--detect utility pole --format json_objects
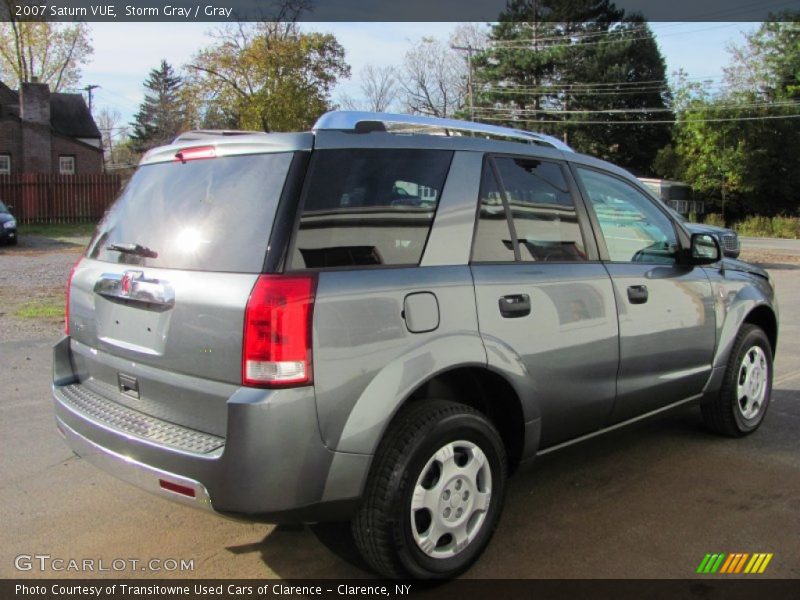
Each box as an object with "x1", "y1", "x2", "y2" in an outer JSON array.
[
  {"x1": 83, "y1": 84, "x2": 100, "y2": 113},
  {"x1": 451, "y1": 44, "x2": 475, "y2": 120}
]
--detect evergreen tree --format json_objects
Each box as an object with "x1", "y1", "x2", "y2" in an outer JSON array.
[
  {"x1": 129, "y1": 60, "x2": 187, "y2": 152},
  {"x1": 473, "y1": 0, "x2": 672, "y2": 174}
]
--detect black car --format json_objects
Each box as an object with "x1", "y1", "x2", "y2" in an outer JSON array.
[
  {"x1": 667, "y1": 208, "x2": 741, "y2": 259},
  {"x1": 0, "y1": 201, "x2": 17, "y2": 245}
]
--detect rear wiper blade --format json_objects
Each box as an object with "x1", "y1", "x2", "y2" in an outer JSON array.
[{"x1": 106, "y1": 242, "x2": 158, "y2": 259}]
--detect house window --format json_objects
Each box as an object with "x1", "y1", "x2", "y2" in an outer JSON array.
[
  {"x1": 59, "y1": 156, "x2": 75, "y2": 175},
  {"x1": 0, "y1": 154, "x2": 10, "y2": 175}
]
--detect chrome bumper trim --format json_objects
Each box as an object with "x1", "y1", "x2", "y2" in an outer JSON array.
[{"x1": 56, "y1": 416, "x2": 214, "y2": 513}]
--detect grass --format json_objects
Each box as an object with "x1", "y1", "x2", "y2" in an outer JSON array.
[
  {"x1": 18, "y1": 222, "x2": 97, "y2": 239},
  {"x1": 14, "y1": 299, "x2": 64, "y2": 319},
  {"x1": 734, "y1": 215, "x2": 800, "y2": 239}
]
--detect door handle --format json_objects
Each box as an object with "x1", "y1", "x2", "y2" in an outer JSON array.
[
  {"x1": 499, "y1": 294, "x2": 531, "y2": 318},
  {"x1": 627, "y1": 285, "x2": 649, "y2": 304}
]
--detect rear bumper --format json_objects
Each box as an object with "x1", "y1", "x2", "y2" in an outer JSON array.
[{"x1": 52, "y1": 336, "x2": 371, "y2": 523}]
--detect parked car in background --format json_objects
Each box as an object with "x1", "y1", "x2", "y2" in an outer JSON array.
[
  {"x1": 0, "y1": 200, "x2": 17, "y2": 245},
  {"x1": 638, "y1": 178, "x2": 740, "y2": 258},
  {"x1": 54, "y1": 112, "x2": 776, "y2": 579}
]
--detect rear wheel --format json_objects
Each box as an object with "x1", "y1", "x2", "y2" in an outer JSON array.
[
  {"x1": 352, "y1": 400, "x2": 507, "y2": 579},
  {"x1": 702, "y1": 324, "x2": 773, "y2": 436}
]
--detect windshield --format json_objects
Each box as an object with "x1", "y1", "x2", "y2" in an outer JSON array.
[
  {"x1": 86, "y1": 152, "x2": 294, "y2": 272},
  {"x1": 0, "y1": 201, "x2": 9, "y2": 213}
]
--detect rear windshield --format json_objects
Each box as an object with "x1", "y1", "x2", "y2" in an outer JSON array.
[
  {"x1": 87, "y1": 152, "x2": 293, "y2": 272},
  {"x1": 288, "y1": 149, "x2": 453, "y2": 270}
]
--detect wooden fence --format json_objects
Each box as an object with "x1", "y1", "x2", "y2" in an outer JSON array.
[{"x1": 0, "y1": 173, "x2": 122, "y2": 224}]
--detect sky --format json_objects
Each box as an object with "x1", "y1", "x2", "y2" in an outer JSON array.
[{"x1": 81, "y1": 21, "x2": 760, "y2": 132}]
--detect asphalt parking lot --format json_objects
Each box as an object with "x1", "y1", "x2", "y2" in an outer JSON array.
[{"x1": 1, "y1": 238, "x2": 799, "y2": 580}]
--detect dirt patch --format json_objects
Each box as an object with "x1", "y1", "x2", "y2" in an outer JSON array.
[
  {"x1": 0, "y1": 237, "x2": 81, "y2": 342},
  {"x1": 739, "y1": 249, "x2": 800, "y2": 270}
]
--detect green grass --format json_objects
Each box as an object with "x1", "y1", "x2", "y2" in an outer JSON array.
[
  {"x1": 18, "y1": 222, "x2": 97, "y2": 238},
  {"x1": 734, "y1": 215, "x2": 800, "y2": 239},
  {"x1": 14, "y1": 300, "x2": 64, "y2": 319}
]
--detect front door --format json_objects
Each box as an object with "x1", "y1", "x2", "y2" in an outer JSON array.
[{"x1": 574, "y1": 166, "x2": 716, "y2": 424}]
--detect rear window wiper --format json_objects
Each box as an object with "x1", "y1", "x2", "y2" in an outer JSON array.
[{"x1": 106, "y1": 242, "x2": 159, "y2": 259}]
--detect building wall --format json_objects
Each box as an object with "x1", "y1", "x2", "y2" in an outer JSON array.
[
  {"x1": 0, "y1": 118, "x2": 23, "y2": 173},
  {"x1": 51, "y1": 136, "x2": 103, "y2": 174}
]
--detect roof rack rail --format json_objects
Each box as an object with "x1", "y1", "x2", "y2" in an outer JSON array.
[
  {"x1": 312, "y1": 111, "x2": 573, "y2": 152},
  {"x1": 172, "y1": 129, "x2": 264, "y2": 143}
]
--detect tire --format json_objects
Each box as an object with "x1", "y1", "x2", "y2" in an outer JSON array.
[
  {"x1": 352, "y1": 399, "x2": 507, "y2": 579},
  {"x1": 702, "y1": 324, "x2": 773, "y2": 437}
]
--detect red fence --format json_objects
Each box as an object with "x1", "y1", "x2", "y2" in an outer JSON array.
[{"x1": 0, "y1": 173, "x2": 122, "y2": 224}]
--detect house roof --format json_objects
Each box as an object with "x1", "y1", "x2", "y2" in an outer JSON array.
[
  {"x1": 0, "y1": 81, "x2": 101, "y2": 139},
  {"x1": 49, "y1": 93, "x2": 101, "y2": 139}
]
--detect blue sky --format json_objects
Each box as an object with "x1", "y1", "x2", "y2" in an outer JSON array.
[{"x1": 82, "y1": 22, "x2": 760, "y2": 130}]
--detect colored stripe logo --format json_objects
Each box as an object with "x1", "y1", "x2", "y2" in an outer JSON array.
[{"x1": 696, "y1": 553, "x2": 773, "y2": 574}]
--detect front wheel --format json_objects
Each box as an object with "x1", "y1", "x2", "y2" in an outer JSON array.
[
  {"x1": 702, "y1": 324, "x2": 773, "y2": 436},
  {"x1": 352, "y1": 400, "x2": 507, "y2": 579}
]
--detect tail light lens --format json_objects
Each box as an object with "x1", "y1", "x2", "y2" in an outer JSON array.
[
  {"x1": 243, "y1": 274, "x2": 316, "y2": 387},
  {"x1": 65, "y1": 258, "x2": 81, "y2": 335}
]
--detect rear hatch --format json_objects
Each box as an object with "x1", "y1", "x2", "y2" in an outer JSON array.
[{"x1": 68, "y1": 139, "x2": 310, "y2": 436}]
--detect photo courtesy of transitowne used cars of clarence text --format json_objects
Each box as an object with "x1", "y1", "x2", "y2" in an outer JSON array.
[{"x1": 53, "y1": 111, "x2": 778, "y2": 579}]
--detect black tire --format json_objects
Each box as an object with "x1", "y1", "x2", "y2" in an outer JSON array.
[
  {"x1": 9, "y1": 237, "x2": 17, "y2": 246},
  {"x1": 352, "y1": 399, "x2": 507, "y2": 579},
  {"x1": 702, "y1": 324, "x2": 773, "y2": 437}
]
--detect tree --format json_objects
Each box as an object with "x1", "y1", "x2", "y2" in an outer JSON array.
[
  {"x1": 0, "y1": 3, "x2": 92, "y2": 92},
  {"x1": 397, "y1": 37, "x2": 467, "y2": 117},
  {"x1": 667, "y1": 18, "x2": 800, "y2": 219},
  {"x1": 187, "y1": 22, "x2": 350, "y2": 132},
  {"x1": 95, "y1": 107, "x2": 122, "y2": 168},
  {"x1": 129, "y1": 60, "x2": 189, "y2": 152},
  {"x1": 472, "y1": 0, "x2": 672, "y2": 174},
  {"x1": 338, "y1": 65, "x2": 398, "y2": 112}
]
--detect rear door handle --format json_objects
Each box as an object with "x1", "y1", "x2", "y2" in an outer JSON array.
[
  {"x1": 627, "y1": 285, "x2": 649, "y2": 304},
  {"x1": 499, "y1": 294, "x2": 531, "y2": 318}
]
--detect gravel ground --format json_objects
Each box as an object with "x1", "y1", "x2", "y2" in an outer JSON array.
[{"x1": 0, "y1": 236, "x2": 84, "y2": 342}]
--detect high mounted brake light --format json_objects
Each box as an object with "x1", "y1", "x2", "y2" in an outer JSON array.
[
  {"x1": 174, "y1": 146, "x2": 216, "y2": 163},
  {"x1": 243, "y1": 274, "x2": 317, "y2": 387}
]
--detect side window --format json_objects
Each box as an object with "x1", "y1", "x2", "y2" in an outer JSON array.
[
  {"x1": 290, "y1": 149, "x2": 452, "y2": 270},
  {"x1": 472, "y1": 156, "x2": 588, "y2": 263},
  {"x1": 577, "y1": 168, "x2": 679, "y2": 264},
  {"x1": 472, "y1": 163, "x2": 515, "y2": 262}
]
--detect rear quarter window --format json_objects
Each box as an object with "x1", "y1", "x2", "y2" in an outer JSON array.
[{"x1": 288, "y1": 149, "x2": 453, "y2": 270}]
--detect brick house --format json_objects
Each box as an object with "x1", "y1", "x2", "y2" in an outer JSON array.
[{"x1": 0, "y1": 79, "x2": 103, "y2": 175}]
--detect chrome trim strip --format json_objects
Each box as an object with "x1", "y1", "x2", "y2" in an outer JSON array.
[
  {"x1": 56, "y1": 415, "x2": 215, "y2": 512},
  {"x1": 94, "y1": 271, "x2": 175, "y2": 310},
  {"x1": 313, "y1": 110, "x2": 574, "y2": 152},
  {"x1": 535, "y1": 394, "x2": 703, "y2": 456}
]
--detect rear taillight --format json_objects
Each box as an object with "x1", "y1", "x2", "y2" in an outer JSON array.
[
  {"x1": 65, "y1": 258, "x2": 81, "y2": 335},
  {"x1": 243, "y1": 274, "x2": 316, "y2": 387}
]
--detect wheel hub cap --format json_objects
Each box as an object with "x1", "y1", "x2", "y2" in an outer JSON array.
[
  {"x1": 737, "y1": 345, "x2": 768, "y2": 420},
  {"x1": 410, "y1": 440, "x2": 492, "y2": 559}
]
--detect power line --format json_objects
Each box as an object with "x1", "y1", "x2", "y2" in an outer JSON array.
[
  {"x1": 472, "y1": 100, "x2": 800, "y2": 115},
  {"x1": 475, "y1": 113, "x2": 800, "y2": 125}
]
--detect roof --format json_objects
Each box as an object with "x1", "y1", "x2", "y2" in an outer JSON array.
[
  {"x1": 48, "y1": 93, "x2": 101, "y2": 139},
  {"x1": 0, "y1": 82, "x2": 100, "y2": 139}
]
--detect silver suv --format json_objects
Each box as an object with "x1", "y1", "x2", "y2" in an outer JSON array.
[{"x1": 53, "y1": 112, "x2": 778, "y2": 579}]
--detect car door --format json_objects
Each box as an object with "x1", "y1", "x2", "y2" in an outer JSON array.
[
  {"x1": 573, "y1": 165, "x2": 716, "y2": 424},
  {"x1": 471, "y1": 155, "x2": 619, "y2": 448}
]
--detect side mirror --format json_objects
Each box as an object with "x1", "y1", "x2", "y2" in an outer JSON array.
[{"x1": 688, "y1": 233, "x2": 721, "y2": 265}]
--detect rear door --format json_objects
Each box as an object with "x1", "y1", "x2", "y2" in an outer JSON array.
[
  {"x1": 68, "y1": 145, "x2": 307, "y2": 435},
  {"x1": 573, "y1": 166, "x2": 716, "y2": 424},
  {"x1": 471, "y1": 155, "x2": 619, "y2": 448}
]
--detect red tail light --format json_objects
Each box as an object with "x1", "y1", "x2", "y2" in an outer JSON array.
[
  {"x1": 65, "y1": 258, "x2": 81, "y2": 335},
  {"x1": 243, "y1": 274, "x2": 316, "y2": 387}
]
